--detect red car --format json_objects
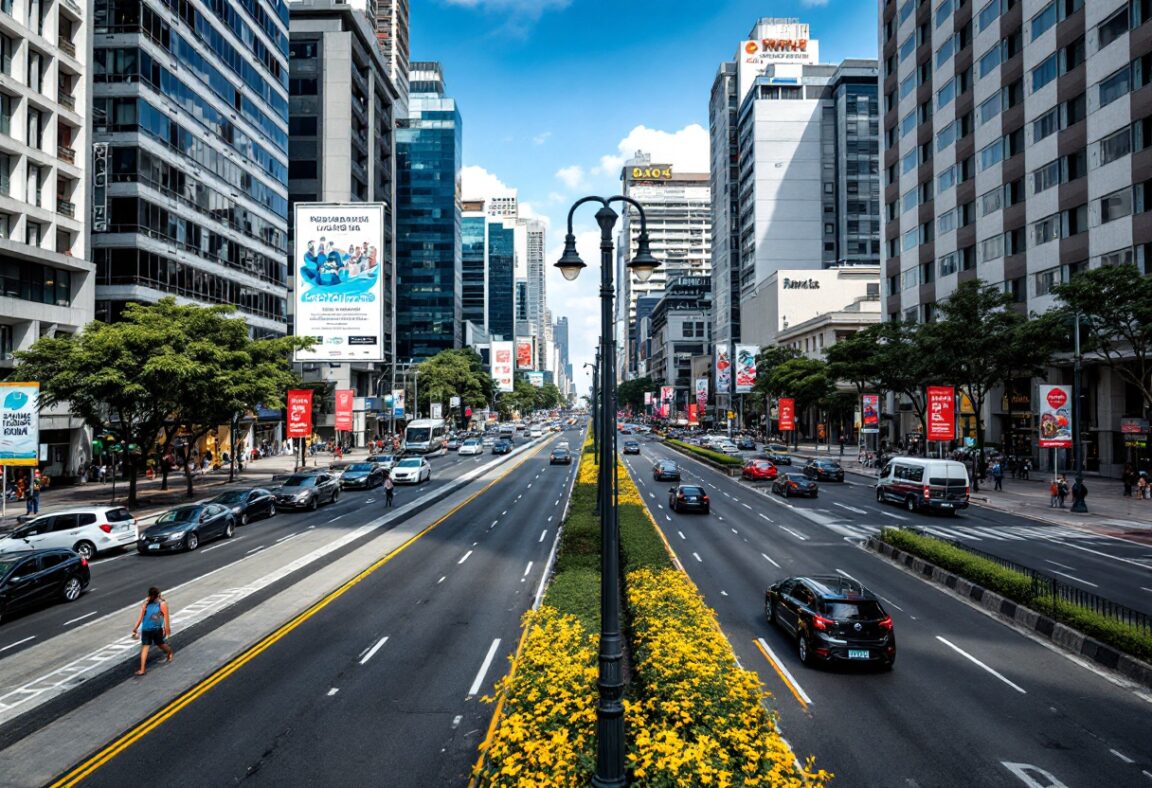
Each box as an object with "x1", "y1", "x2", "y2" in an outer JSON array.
[{"x1": 742, "y1": 459, "x2": 778, "y2": 481}]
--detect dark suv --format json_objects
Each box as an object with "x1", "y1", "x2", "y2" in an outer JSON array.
[
  {"x1": 274, "y1": 472, "x2": 341, "y2": 510},
  {"x1": 765, "y1": 575, "x2": 895, "y2": 669},
  {"x1": 0, "y1": 549, "x2": 91, "y2": 624}
]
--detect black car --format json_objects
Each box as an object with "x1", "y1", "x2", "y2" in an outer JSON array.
[
  {"x1": 771, "y1": 473, "x2": 819, "y2": 498},
  {"x1": 339, "y1": 462, "x2": 387, "y2": 490},
  {"x1": 736, "y1": 436, "x2": 757, "y2": 451},
  {"x1": 668, "y1": 484, "x2": 709, "y2": 514},
  {"x1": 765, "y1": 575, "x2": 896, "y2": 669},
  {"x1": 0, "y1": 549, "x2": 90, "y2": 624},
  {"x1": 492, "y1": 439, "x2": 513, "y2": 455},
  {"x1": 549, "y1": 448, "x2": 572, "y2": 465},
  {"x1": 652, "y1": 460, "x2": 681, "y2": 481},
  {"x1": 274, "y1": 473, "x2": 342, "y2": 511},
  {"x1": 622, "y1": 440, "x2": 641, "y2": 455},
  {"x1": 761, "y1": 451, "x2": 792, "y2": 466},
  {"x1": 209, "y1": 488, "x2": 277, "y2": 526},
  {"x1": 138, "y1": 504, "x2": 236, "y2": 553},
  {"x1": 803, "y1": 459, "x2": 845, "y2": 482}
]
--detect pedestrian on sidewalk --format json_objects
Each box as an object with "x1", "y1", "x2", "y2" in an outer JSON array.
[
  {"x1": 1072, "y1": 479, "x2": 1088, "y2": 509},
  {"x1": 1137, "y1": 473, "x2": 1149, "y2": 500},
  {"x1": 1021, "y1": 458, "x2": 1031, "y2": 480},
  {"x1": 131, "y1": 586, "x2": 174, "y2": 675},
  {"x1": 1122, "y1": 464, "x2": 1136, "y2": 497},
  {"x1": 26, "y1": 473, "x2": 41, "y2": 515},
  {"x1": 1057, "y1": 475, "x2": 1069, "y2": 508},
  {"x1": 991, "y1": 461, "x2": 1004, "y2": 491},
  {"x1": 1049, "y1": 478, "x2": 1060, "y2": 508},
  {"x1": 383, "y1": 475, "x2": 394, "y2": 507}
]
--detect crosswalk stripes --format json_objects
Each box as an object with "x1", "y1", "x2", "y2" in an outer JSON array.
[{"x1": 803, "y1": 520, "x2": 1112, "y2": 544}]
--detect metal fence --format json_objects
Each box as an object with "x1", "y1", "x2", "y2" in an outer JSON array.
[{"x1": 905, "y1": 528, "x2": 1152, "y2": 636}]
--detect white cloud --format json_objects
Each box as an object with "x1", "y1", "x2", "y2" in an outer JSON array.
[
  {"x1": 593, "y1": 124, "x2": 711, "y2": 175},
  {"x1": 533, "y1": 131, "x2": 553, "y2": 145},
  {"x1": 547, "y1": 191, "x2": 566, "y2": 205},
  {"x1": 461, "y1": 165, "x2": 516, "y2": 201},
  {"x1": 555, "y1": 165, "x2": 586, "y2": 190},
  {"x1": 518, "y1": 201, "x2": 552, "y2": 230},
  {"x1": 545, "y1": 229, "x2": 603, "y2": 398}
]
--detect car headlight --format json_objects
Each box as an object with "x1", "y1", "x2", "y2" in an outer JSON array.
[
  {"x1": 166, "y1": 532, "x2": 185, "y2": 541},
  {"x1": 295, "y1": 492, "x2": 310, "y2": 501}
]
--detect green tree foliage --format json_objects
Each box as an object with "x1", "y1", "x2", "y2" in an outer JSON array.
[
  {"x1": 825, "y1": 324, "x2": 886, "y2": 397},
  {"x1": 1051, "y1": 264, "x2": 1152, "y2": 418},
  {"x1": 417, "y1": 348, "x2": 496, "y2": 418},
  {"x1": 764, "y1": 357, "x2": 835, "y2": 417},
  {"x1": 617, "y1": 376, "x2": 656, "y2": 414},
  {"x1": 746, "y1": 346, "x2": 801, "y2": 417}
]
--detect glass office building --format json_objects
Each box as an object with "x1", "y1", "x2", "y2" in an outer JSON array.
[
  {"x1": 486, "y1": 219, "x2": 513, "y2": 340},
  {"x1": 395, "y1": 61, "x2": 461, "y2": 360},
  {"x1": 461, "y1": 210, "x2": 486, "y2": 327}
]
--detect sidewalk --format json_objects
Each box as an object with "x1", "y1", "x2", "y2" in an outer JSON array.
[
  {"x1": 0, "y1": 449, "x2": 366, "y2": 529},
  {"x1": 787, "y1": 442, "x2": 1152, "y2": 539}
]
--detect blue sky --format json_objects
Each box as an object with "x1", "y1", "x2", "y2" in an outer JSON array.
[{"x1": 411, "y1": 0, "x2": 880, "y2": 396}]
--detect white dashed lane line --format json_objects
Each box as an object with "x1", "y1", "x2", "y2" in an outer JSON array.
[
  {"x1": 246, "y1": 545, "x2": 266, "y2": 555},
  {"x1": 758, "y1": 513, "x2": 773, "y2": 523},
  {"x1": 539, "y1": 530, "x2": 547, "y2": 542},
  {"x1": 468, "y1": 638, "x2": 502, "y2": 697},
  {"x1": 761, "y1": 553, "x2": 780, "y2": 568},
  {"x1": 521, "y1": 561, "x2": 533, "y2": 581},
  {"x1": 692, "y1": 552, "x2": 702, "y2": 563},
  {"x1": 935, "y1": 636, "x2": 1026, "y2": 694},
  {"x1": 63, "y1": 612, "x2": 97, "y2": 627},
  {"x1": 458, "y1": 550, "x2": 473, "y2": 565},
  {"x1": 0, "y1": 636, "x2": 35, "y2": 652},
  {"x1": 778, "y1": 526, "x2": 808, "y2": 541},
  {"x1": 678, "y1": 531, "x2": 686, "y2": 540},
  {"x1": 359, "y1": 635, "x2": 389, "y2": 665}
]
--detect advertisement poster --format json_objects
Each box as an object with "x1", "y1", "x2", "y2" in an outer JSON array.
[
  {"x1": 715, "y1": 345, "x2": 732, "y2": 394},
  {"x1": 687, "y1": 404, "x2": 699, "y2": 426},
  {"x1": 695, "y1": 378, "x2": 709, "y2": 412},
  {"x1": 861, "y1": 394, "x2": 880, "y2": 434},
  {"x1": 778, "y1": 398, "x2": 796, "y2": 432},
  {"x1": 392, "y1": 389, "x2": 405, "y2": 420},
  {"x1": 516, "y1": 339, "x2": 534, "y2": 370},
  {"x1": 735, "y1": 344, "x2": 759, "y2": 393},
  {"x1": 492, "y1": 342, "x2": 515, "y2": 393},
  {"x1": 0, "y1": 382, "x2": 40, "y2": 466},
  {"x1": 430, "y1": 403, "x2": 443, "y2": 420},
  {"x1": 334, "y1": 389, "x2": 354, "y2": 431},
  {"x1": 660, "y1": 386, "x2": 674, "y2": 419},
  {"x1": 1038, "y1": 385, "x2": 1073, "y2": 448},
  {"x1": 293, "y1": 203, "x2": 386, "y2": 362},
  {"x1": 286, "y1": 389, "x2": 313, "y2": 439},
  {"x1": 527, "y1": 371, "x2": 544, "y2": 388},
  {"x1": 644, "y1": 392, "x2": 653, "y2": 406},
  {"x1": 926, "y1": 386, "x2": 955, "y2": 442}
]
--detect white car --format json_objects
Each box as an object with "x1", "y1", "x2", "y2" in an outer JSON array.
[
  {"x1": 390, "y1": 457, "x2": 431, "y2": 484},
  {"x1": 458, "y1": 439, "x2": 484, "y2": 456},
  {"x1": 0, "y1": 506, "x2": 137, "y2": 560},
  {"x1": 529, "y1": 428, "x2": 544, "y2": 438}
]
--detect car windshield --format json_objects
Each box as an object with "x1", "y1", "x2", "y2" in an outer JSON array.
[
  {"x1": 787, "y1": 474, "x2": 808, "y2": 482},
  {"x1": 346, "y1": 463, "x2": 373, "y2": 472},
  {"x1": 406, "y1": 428, "x2": 431, "y2": 442},
  {"x1": 158, "y1": 508, "x2": 200, "y2": 523},
  {"x1": 552, "y1": 449, "x2": 568, "y2": 456},
  {"x1": 371, "y1": 456, "x2": 395, "y2": 463},
  {"x1": 464, "y1": 440, "x2": 480, "y2": 446},
  {"x1": 213, "y1": 492, "x2": 247, "y2": 503},
  {"x1": 821, "y1": 600, "x2": 886, "y2": 620},
  {"x1": 659, "y1": 462, "x2": 676, "y2": 469},
  {"x1": 281, "y1": 476, "x2": 317, "y2": 488},
  {"x1": 398, "y1": 458, "x2": 422, "y2": 467},
  {"x1": 679, "y1": 486, "x2": 705, "y2": 496}
]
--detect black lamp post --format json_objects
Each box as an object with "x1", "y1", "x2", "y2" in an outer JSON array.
[
  {"x1": 585, "y1": 353, "x2": 600, "y2": 460},
  {"x1": 556, "y1": 196, "x2": 660, "y2": 787},
  {"x1": 1071, "y1": 311, "x2": 1088, "y2": 513}
]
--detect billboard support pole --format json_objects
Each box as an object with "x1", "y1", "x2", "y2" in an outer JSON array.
[
  {"x1": 1071, "y1": 311, "x2": 1088, "y2": 512},
  {"x1": 2, "y1": 466, "x2": 6, "y2": 519}
]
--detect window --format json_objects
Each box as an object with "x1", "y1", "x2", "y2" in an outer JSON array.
[
  {"x1": 26, "y1": 108, "x2": 41, "y2": 149},
  {"x1": 1098, "y1": 7, "x2": 1129, "y2": 50},
  {"x1": 1098, "y1": 126, "x2": 1131, "y2": 166},
  {"x1": 1033, "y1": 107, "x2": 1058, "y2": 141},
  {"x1": 901, "y1": 267, "x2": 919, "y2": 290},
  {"x1": 937, "y1": 165, "x2": 956, "y2": 193},
  {"x1": 1005, "y1": 226, "x2": 1027, "y2": 255},
  {"x1": 902, "y1": 150, "x2": 918, "y2": 174},
  {"x1": 935, "y1": 0, "x2": 953, "y2": 28},
  {"x1": 1064, "y1": 148, "x2": 1087, "y2": 181},
  {"x1": 901, "y1": 111, "x2": 917, "y2": 137},
  {"x1": 979, "y1": 139, "x2": 1003, "y2": 171},
  {"x1": 1031, "y1": 53, "x2": 1058, "y2": 92},
  {"x1": 939, "y1": 252, "x2": 958, "y2": 276},
  {"x1": 936, "y1": 34, "x2": 956, "y2": 68},
  {"x1": 1063, "y1": 203, "x2": 1088, "y2": 236},
  {"x1": 1063, "y1": 92, "x2": 1086, "y2": 125},
  {"x1": 978, "y1": 43, "x2": 1002, "y2": 78},
  {"x1": 980, "y1": 188, "x2": 1002, "y2": 216},
  {"x1": 903, "y1": 188, "x2": 919, "y2": 212},
  {"x1": 1033, "y1": 214, "x2": 1060, "y2": 245},
  {"x1": 979, "y1": 234, "x2": 1004, "y2": 262},
  {"x1": 937, "y1": 78, "x2": 956, "y2": 108},
  {"x1": 900, "y1": 0, "x2": 915, "y2": 24},
  {"x1": 1060, "y1": 36, "x2": 1085, "y2": 73},
  {"x1": 1099, "y1": 66, "x2": 1131, "y2": 108},
  {"x1": 937, "y1": 121, "x2": 956, "y2": 151},
  {"x1": 0, "y1": 152, "x2": 8, "y2": 196},
  {"x1": 1058, "y1": 0, "x2": 1083, "y2": 21},
  {"x1": 1099, "y1": 248, "x2": 1134, "y2": 268},
  {"x1": 899, "y1": 33, "x2": 916, "y2": 62},
  {"x1": 1034, "y1": 267, "x2": 1058, "y2": 296},
  {"x1": 1031, "y1": 2, "x2": 1056, "y2": 39},
  {"x1": 1033, "y1": 159, "x2": 1060, "y2": 193},
  {"x1": 903, "y1": 228, "x2": 918, "y2": 251},
  {"x1": 978, "y1": 0, "x2": 1001, "y2": 32},
  {"x1": 938, "y1": 208, "x2": 957, "y2": 234},
  {"x1": 978, "y1": 91, "x2": 1003, "y2": 126},
  {"x1": 1100, "y1": 189, "x2": 1133, "y2": 223},
  {"x1": 900, "y1": 73, "x2": 916, "y2": 100}
]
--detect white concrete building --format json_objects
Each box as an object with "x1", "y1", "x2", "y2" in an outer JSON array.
[{"x1": 741, "y1": 266, "x2": 882, "y2": 347}]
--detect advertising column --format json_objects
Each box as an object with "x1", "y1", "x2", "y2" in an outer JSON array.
[
  {"x1": 926, "y1": 386, "x2": 956, "y2": 454},
  {"x1": 1038, "y1": 384, "x2": 1073, "y2": 477},
  {"x1": 491, "y1": 342, "x2": 516, "y2": 394},
  {"x1": 715, "y1": 345, "x2": 732, "y2": 434},
  {"x1": 0, "y1": 382, "x2": 40, "y2": 517},
  {"x1": 778, "y1": 398, "x2": 796, "y2": 448},
  {"x1": 286, "y1": 389, "x2": 314, "y2": 469}
]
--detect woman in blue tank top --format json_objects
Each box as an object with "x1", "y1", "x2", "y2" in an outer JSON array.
[{"x1": 131, "y1": 586, "x2": 174, "y2": 675}]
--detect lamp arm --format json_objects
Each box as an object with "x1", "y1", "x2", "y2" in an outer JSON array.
[
  {"x1": 565, "y1": 196, "x2": 609, "y2": 235},
  {"x1": 607, "y1": 195, "x2": 649, "y2": 234}
]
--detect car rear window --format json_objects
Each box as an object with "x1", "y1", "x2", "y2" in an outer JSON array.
[
  {"x1": 679, "y1": 486, "x2": 705, "y2": 496},
  {"x1": 821, "y1": 600, "x2": 886, "y2": 620},
  {"x1": 929, "y1": 477, "x2": 967, "y2": 487},
  {"x1": 107, "y1": 508, "x2": 133, "y2": 522}
]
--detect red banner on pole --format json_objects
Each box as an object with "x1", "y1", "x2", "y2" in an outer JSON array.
[
  {"x1": 286, "y1": 389, "x2": 313, "y2": 439},
  {"x1": 687, "y1": 403, "x2": 698, "y2": 426},
  {"x1": 926, "y1": 386, "x2": 955, "y2": 441},
  {"x1": 334, "y1": 389, "x2": 354, "y2": 431},
  {"x1": 778, "y1": 398, "x2": 795, "y2": 431}
]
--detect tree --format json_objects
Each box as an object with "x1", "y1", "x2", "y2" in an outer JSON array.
[
  {"x1": 748, "y1": 346, "x2": 802, "y2": 418},
  {"x1": 870, "y1": 320, "x2": 935, "y2": 440},
  {"x1": 417, "y1": 349, "x2": 495, "y2": 417},
  {"x1": 764, "y1": 357, "x2": 835, "y2": 438},
  {"x1": 1051, "y1": 265, "x2": 1152, "y2": 419},
  {"x1": 825, "y1": 324, "x2": 886, "y2": 398},
  {"x1": 616, "y1": 376, "x2": 656, "y2": 414}
]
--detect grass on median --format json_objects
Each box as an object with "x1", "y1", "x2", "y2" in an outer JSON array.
[
  {"x1": 879, "y1": 528, "x2": 1152, "y2": 663},
  {"x1": 665, "y1": 438, "x2": 745, "y2": 467}
]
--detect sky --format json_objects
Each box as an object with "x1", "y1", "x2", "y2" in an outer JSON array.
[{"x1": 410, "y1": 0, "x2": 881, "y2": 399}]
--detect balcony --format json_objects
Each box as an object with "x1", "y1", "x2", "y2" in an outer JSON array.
[
  {"x1": 56, "y1": 198, "x2": 75, "y2": 218},
  {"x1": 58, "y1": 38, "x2": 76, "y2": 58},
  {"x1": 57, "y1": 145, "x2": 76, "y2": 164},
  {"x1": 60, "y1": 0, "x2": 83, "y2": 17}
]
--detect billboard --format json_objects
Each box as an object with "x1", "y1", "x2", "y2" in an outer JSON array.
[
  {"x1": 926, "y1": 386, "x2": 955, "y2": 442},
  {"x1": 861, "y1": 394, "x2": 880, "y2": 434},
  {"x1": 735, "y1": 345, "x2": 759, "y2": 393},
  {"x1": 392, "y1": 389, "x2": 405, "y2": 420},
  {"x1": 0, "y1": 383, "x2": 40, "y2": 466},
  {"x1": 695, "y1": 378, "x2": 708, "y2": 411},
  {"x1": 660, "y1": 386, "x2": 674, "y2": 419},
  {"x1": 644, "y1": 392, "x2": 653, "y2": 406},
  {"x1": 430, "y1": 403, "x2": 443, "y2": 420},
  {"x1": 492, "y1": 342, "x2": 515, "y2": 393},
  {"x1": 687, "y1": 403, "x2": 699, "y2": 426},
  {"x1": 286, "y1": 389, "x2": 313, "y2": 439},
  {"x1": 527, "y1": 371, "x2": 544, "y2": 388},
  {"x1": 738, "y1": 21, "x2": 819, "y2": 101},
  {"x1": 334, "y1": 389, "x2": 354, "y2": 431},
  {"x1": 1038, "y1": 385, "x2": 1073, "y2": 448},
  {"x1": 293, "y1": 203, "x2": 386, "y2": 362},
  {"x1": 715, "y1": 345, "x2": 732, "y2": 394},
  {"x1": 516, "y1": 338, "x2": 534, "y2": 370},
  {"x1": 778, "y1": 398, "x2": 796, "y2": 431}
]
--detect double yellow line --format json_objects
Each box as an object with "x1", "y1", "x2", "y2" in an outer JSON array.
[{"x1": 53, "y1": 445, "x2": 547, "y2": 787}]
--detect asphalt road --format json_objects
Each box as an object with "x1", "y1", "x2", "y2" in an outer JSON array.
[
  {"x1": 0, "y1": 443, "x2": 528, "y2": 658},
  {"x1": 625, "y1": 438, "x2": 1152, "y2": 787},
  {"x1": 62, "y1": 435, "x2": 576, "y2": 787}
]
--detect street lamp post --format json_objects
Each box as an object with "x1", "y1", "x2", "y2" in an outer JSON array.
[
  {"x1": 1071, "y1": 311, "x2": 1088, "y2": 513},
  {"x1": 556, "y1": 196, "x2": 660, "y2": 787},
  {"x1": 585, "y1": 354, "x2": 600, "y2": 460}
]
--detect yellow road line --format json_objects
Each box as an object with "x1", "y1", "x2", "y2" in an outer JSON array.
[
  {"x1": 52, "y1": 445, "x2": 548, "y2": 787},
  {"x1": 468, "y1": 613, "x2": 532, "y2": 788},
  {"x1": 753, "y1": 638, "x2": 810, "y2": 710}
]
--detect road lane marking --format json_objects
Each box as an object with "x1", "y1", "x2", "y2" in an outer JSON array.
[
  {"x1": 1001, "y1": 763, "x2": 1070, "y2": 787},
  {"x1": 437, "y1": 576, "x2": 446, "y2": 584},
  {"x1": 521, "y1": 561, "x2": 533, "y2": 581},
  {"x1": 245, "y1": 545, "x2": 266, "y2": 555},
  {"x1": 879, "y1": 596, "x2": 904, "y2": 612},
  {"x1": 547, "y1": 515, "x2": 553, "y2": 522},
  {"x1": 936, "y1": 636, "x2": 1026, "y2": 694},
  {"x1": 527, "y1": 483, "x2": 532, "y2": 489},
  {"x1": 452, "y1": 715, "x2": 462, "y2": 729},
  {"x1": 502, "y1": 510, "x2": 507, "y2": 516},
  {"x1": 199, "y1": 542, "x2": 232, "y2": 554},
  {"x1": 458, "y1": 550, "x2": 473, "y2": 565},
  {"x1": 1048, "y1": 569, "x2": 1098, "y2": 588},
  {"x1": 779, "y1": 526, "x2": 808, "y2": 541},
  {"x1": 665, "y1": 515, "x2": 672, "y2": 522},
  {"x1": 657, "y1": 504, "x2": 664, "y2": 510},
  {"x1": 692, "y1": 552, "x2": 702, "y2": 563},
  {"x1": 63, "y1": 612, "x2": 98, "y2": 627},
  {"x1": 742, "y1": 503, "x2": 753, "y2": 510},
  {"x1": 1110, "y1": 749, "x2": 1134, "y2": 764},
  {"x1": 677, "y1": 531, "x2": 686, "y2": 540},
  {"x1": 327, "y1": 688, "x2": 339, "y2": 696},
  {"x1": 835, "y1": 569, "x2": 858, "y2": 582},
  {"x1": 1044, "y1": 559, "x2": 1076, "y2": 571},
  {"x1": 648, "y1": 492, "x2": 655, "y2": 499},
  {"x1": 0, "y1": 636, "x2": 35, "y2": 652},
  {"x1": 720, "y1": 590, "x2": 728, "y2": 596},
  {"x1": 1142, "y1": 587, "x2": 1152, "y2": 593},
  {"x1": 880, "y1": 511, "x2": 909, "y2": 521},
  {"x1": 731, "y1": 528, "x2": 739, "y2": 535},
  {"x1": 328, "y1": 514, "x2": 344, "y2": 522},
  {"x1": 490, "y1": 520, "x2": 498, "y2": 529},
  {"x1": 539, "y1": 530, "x2": 547, "y2": 543},
  {"x1": 359, "y1": 635, "x2": 389, "y2": 665},
  {"x1": 468, "y1": 638, "x2": 502, "y2": 697},
  {"x1": 834, "y1": 502, "x2": 868, "y2": 515},
  {"x1": 754, "y1": 638, "x2": 811, "y2": 709},
  {"x1": 758, "y1": 513, "x2": 773, "y2": 523},
  {"x1": 275, "y1": 532, "x2": 300, "y2": 543},
  {"x1": 761, "y1": 553, "x2": 780, "y2": 568}
]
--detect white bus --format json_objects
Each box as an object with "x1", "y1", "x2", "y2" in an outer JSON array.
[{"x1": 402, "y1": 419, "x2": 448, "y2": 454}]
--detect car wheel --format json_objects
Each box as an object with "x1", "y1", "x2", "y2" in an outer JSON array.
[
  {"x1": 332, "y1": 488, "x2": 341, "y2": 503},
  {"x1": 62, "y1": 576, "x2": 83, "y2": 602},
  {"x1": 72, "y1": 541, "x2": 96, "y2": 561},
  {"x1": 240, "y1": 513, "x2": 249, "y2": 526},
  {"x1": 309, "y1": 496, "x2": 319, "y2": 512},
  {"x1": 797, "y1": 633, "x2": 812, "y2": 665},
  {"x1": 905, "y1": 496, "x2": 918, "y2": 513},
  {"x1": 876, "y1": 488, "x2": 884, "y2": 503},
  {"x1": 766, "y1": 597, "x2": 777, "y2": 623},
  {"x1": 268, "y1": 504, "x2": 277, "y2": 518},
  {"x1": 185, "y1": 532, "x2": 200, "y2": 551},
  {"x1": 224, "y1": 520, "x2": 235, "y2": 539},
  {"x1": 702, "y1": 506, "x2": 710, "y2": 515}
]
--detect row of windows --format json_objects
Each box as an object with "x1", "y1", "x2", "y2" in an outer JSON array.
[{"x1": 0, "y1": 256, "x2": 72, "y2": 307}]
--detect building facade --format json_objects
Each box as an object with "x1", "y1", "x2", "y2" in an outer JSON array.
[
  {"x1": 91, "y1": 0, "x2": 291, "y2": 338},
  {"x1": 395, "y1": 61, "x2": 461, "y2": 360},
  {"x1": 486, "y1": 217, "x2": 514, "y2": 340},
  {"x1": 1, "y1": 0, "x2": 93, "y2": 477},
  {"x1": 879, "y1": 0, "x2": 1152, "y2": 475},
  {"x1": 709, "y1": 60, "x2": 742, "y2": 369},
  {"x1": 647, "y1": 276, "x2": 712, "y2": 419},
  {"x1": 460, "y1": 200, "x2": 486, "y2": 328},
  {"x1": 372, "y1": 0, "x2": 408, "y2": 106}
]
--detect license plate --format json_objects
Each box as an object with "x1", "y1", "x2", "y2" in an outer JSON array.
[
  {"x1": 940, "y1": 503, "x2": 953, "y2": 508},
  {"x1": 148, "y1": 543, "x2": 160, "y2": 550},
  {"x1": 686, "y1": 497, "x2": 696, "y2": 502},
  {"x1": 848, "y1": 649, "x2": 869, "y2": 659}
]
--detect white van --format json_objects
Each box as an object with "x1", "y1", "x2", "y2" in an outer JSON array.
[
  {"x1": 875, "y1": 458, "x2": 970, "y2": 513},
  {"x1": 402, "y1": 419, "x2": 448, "y2": 454}
]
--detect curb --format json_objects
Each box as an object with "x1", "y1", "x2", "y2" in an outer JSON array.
[
  {"x1": 865, "y1": 536, "x2": 1152, "y2": 689},
  {"x1": 660, "y1": 440, "x2": 743, "y2": 477}
]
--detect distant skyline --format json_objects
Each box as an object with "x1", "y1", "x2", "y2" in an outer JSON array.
[{"x1": 411, "y1": 0, "x2": 880, "y2": 397}]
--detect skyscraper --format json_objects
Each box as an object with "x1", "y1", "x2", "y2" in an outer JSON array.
[
  {"x1": 395, "y1": 61, "x2": 462, "y2": 360},
  {"x1": 461, "y1": 200, "x2": 487, "y2": 329},
  {"x1": 373, "y1": 0, "x2": 409, "y2": 105},
  {"x1": 486, "y1": 218, "x2": 514, "y2": 340},
  {"x1": 91, "y1": 0, "x2": 291, "y2": 338},
  {"x1": 709, "y1": 60, "x2": 742, "y2": 363}
]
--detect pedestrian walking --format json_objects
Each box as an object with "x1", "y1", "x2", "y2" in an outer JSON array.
[
  {"x1": 1137, "y1": 475, "x2": 1149, "y2": 500},
  {"x1": 131, "y1": 586, "x2": 174, "y2": 675},
  {"x1": 1122, "y1": 464, "x2": 1136, "y2": 497},
  {"x1": 1072, "y1": 479, "x2": 1088, "y2": 508},
  {"x1": 992, "y1": 461, "x2": 1004, "y2": 491},
  {"x1": 383, "y1": 475, "x2": 394, "y2": 507},
  {"x1": 1049, "y1": 478, "x2": 1060, "y2": 508},
  {"x1": 26, "y1": 473, "x2": 41, "y2": 515},
  {"x1": 1021, "y1": 458, "x2": 1031, "y2": 480},
  {"x1": 1057, "y1": 475, "x2": 1069, "y2": 508}
]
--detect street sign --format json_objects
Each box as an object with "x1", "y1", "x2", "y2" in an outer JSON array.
[{"x1": 430, "y1": 403, "x2": 443, "y2": 420}]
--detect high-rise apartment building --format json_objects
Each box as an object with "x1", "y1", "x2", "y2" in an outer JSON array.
[
  {"x1": 372, "y1": 0, "x2": 408, "y2": 104},
  {"x1": 395, "y1": 61, "x2": 462, "y2": 360},
  {"x1": 1, "y1": 0, "x2": 92, "y2": 475},
  {"x1": 879, "y1": 0, "x2": 1152, "y2": 476},
  {"x1": 91, "y1": 0, "x2": 291, "y2": 338},
  {"x1": 522, "y1": 217, "x2": 547, "y2": 347},
  {"x1": 616, "y1": 153, "x2": 712, "y2": 380}
]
